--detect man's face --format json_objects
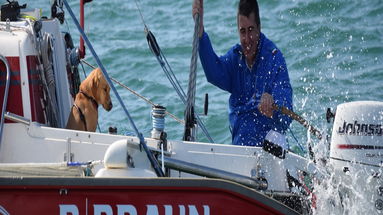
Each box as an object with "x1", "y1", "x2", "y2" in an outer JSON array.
[{"x1": 238, "y1": 12, "x2": 260, "y2": 65}]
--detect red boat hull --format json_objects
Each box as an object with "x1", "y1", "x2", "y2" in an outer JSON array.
[{"x1": 0, "y1": 177, "x2": 298, "y2": 215}]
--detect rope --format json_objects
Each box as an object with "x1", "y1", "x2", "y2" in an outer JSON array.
[
  {"x1": 29, "y1": 20, "x2": 57, "y2": 128},
  {"x1": 111, "y1": 77, "x2": 185, "y2": 125},
  {"x1": 188, "y1": 14, "x2": 200, "y2": 108},
  {"x1": 183, "y1": 14, "x2": 200, "y2": 141},
  {"x1": 81, "y1": 59, "x2": 185, "y2": 124},
  {"x1": 41, "y1": 33, "x2": 60, "y2": 127}
]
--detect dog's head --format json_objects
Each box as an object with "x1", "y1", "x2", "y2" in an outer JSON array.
[{"x1": 86, "y1": 68, "x2": 113, "y2": 111}]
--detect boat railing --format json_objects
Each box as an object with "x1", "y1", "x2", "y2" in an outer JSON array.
[
  {"x1": 159, "y1": 156, "x2": 268, "y2": 191},
  {"x1": 4, "y1": 112, "x2": 30, "y2": 126},
  {"x1": 0, "y1": 55, "x2": 11, "y2": 148}
]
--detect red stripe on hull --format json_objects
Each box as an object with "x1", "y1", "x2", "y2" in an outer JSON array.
[
  {"x1": 337, "y1": 144, "x2": 383, "y2": 150},
  {"x1": 0, "y1": 56, "x2": 46, "y2": 124},
  {"x1": 0, "y1": 57, "x2": 23, "y2": 122}
]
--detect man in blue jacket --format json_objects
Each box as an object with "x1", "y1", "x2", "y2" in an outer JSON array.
[{"x1": 193, "y1": 0, "x2": 293, "y2": 146}]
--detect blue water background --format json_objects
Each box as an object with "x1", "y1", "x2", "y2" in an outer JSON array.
[{"x1": 23, "y1": 0, "x2": 383, "y2": 149}]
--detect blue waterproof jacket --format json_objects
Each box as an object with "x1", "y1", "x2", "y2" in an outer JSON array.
[{"x1": 199, "y1": 31, "x2": 293, "y2": 146}]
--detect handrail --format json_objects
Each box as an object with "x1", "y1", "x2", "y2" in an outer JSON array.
[
  {"x1": 159, "y1": 156, "x2": 268, "y2": 191},
  {"x1": 4, "y1": 112, "x2": 30, "y2": 126},
  {"x1": 62, "y1": 0, "x2": 164, "y2": 177},
  {"x1": 0, "y1": 55, "x2": 11, "y2": 148}
]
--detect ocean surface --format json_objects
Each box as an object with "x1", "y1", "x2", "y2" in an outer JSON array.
[{"x1": 24, "y1": 0, "x2": 382, "y2": 146}]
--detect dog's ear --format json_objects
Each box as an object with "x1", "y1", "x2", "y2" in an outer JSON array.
[
  {"x1": 79, "y1": 76, "x2": 90, "y2": 93},
  {"x1": 90, "y1": 68, "x2": 102, "y2": 98}
]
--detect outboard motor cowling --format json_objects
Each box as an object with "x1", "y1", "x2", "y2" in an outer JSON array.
[
  {"x1": 330, "y1": 101, "x2": 383, "y2": 168},
  {"x1": 328, "y1": 101, "x2": 383, "y2": 214}
]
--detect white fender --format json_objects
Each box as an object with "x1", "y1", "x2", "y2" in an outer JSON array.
[{"x1": 95, "y1": 139, "x2": 157, "y2": 178}]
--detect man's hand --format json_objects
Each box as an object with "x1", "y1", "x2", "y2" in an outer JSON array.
[
  {"x1": 192, "y1": 0, "x2": 204, "y2": 38},
  {"x1": 258, "y1": 93, "x2": 274, "y2": 118}
]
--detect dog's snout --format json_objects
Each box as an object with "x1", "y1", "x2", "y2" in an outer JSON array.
[{"x1": 106, "y1": 101, "x2": 113, "y2": 111}]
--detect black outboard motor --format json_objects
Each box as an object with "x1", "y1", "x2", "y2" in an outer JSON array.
[{"x1": 1, "y1": 0, "x2": 26, "y2": 21}]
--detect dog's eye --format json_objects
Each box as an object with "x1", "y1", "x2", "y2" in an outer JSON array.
[{"x1": 104, "y1": 88, "x2": 107, "y2": 92}]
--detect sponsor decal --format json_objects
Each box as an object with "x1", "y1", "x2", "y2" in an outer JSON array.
[
  {"x1": 338, "y1": 121, "x2": 383, "y2": 136},
  {"x1": 59, "y1": 203, "x2": 210, "y2": 215},
  {"x1": 366, "y1": 153, "x2": 383, "y2": 158}
]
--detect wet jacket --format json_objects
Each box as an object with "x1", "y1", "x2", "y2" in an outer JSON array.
[{"x1": 199, "y1": 31, "x2": 293, "y2": 146}]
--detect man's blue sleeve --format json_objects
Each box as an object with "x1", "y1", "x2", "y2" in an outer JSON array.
[
  {"x1": 199, "y1": 31, "x2": 233, "y2": 93},
  {"x1": 271, "y1": 51, "x2": 293, "y2": 132}
]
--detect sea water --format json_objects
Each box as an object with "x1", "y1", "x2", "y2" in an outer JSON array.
[
  {"x1": 20, "y1": 0, "x2": 383, "y2": 214},
  {"x1": 24, "y1": 0, "x2": 383, "y2": 144}
]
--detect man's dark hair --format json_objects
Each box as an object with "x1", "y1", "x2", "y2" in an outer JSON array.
[{"x1": 238, "y1": 0, "x2": 261, "y2": 28}]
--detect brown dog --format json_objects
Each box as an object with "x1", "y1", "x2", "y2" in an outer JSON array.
[{"x1": 66, "y1": 68, "x2": 113, "y2": 131}]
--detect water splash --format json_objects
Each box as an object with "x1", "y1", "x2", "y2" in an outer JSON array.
[
  {"x1": 314, "y1": 163, "x2": 383, "y2": 214},
  {"x1": 309, "y1": 126, "x2": 383, "y2": 215}
]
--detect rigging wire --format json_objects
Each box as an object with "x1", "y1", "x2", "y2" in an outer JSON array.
[
  {"x1": 134, "y1": 0, "x2": 148, "y2": 31},
  {"x1": 133, "y1": 0, "x2": 214, "y2": 143}
]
